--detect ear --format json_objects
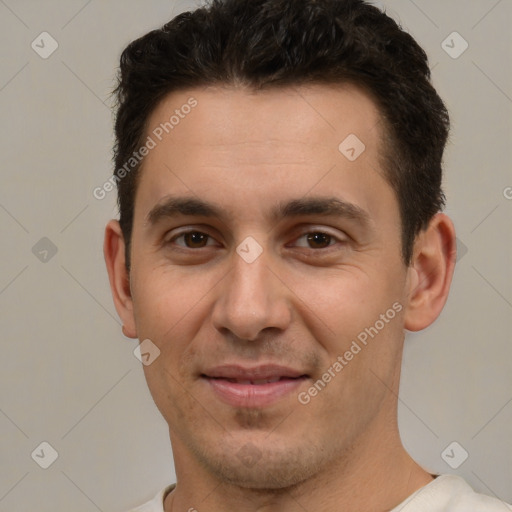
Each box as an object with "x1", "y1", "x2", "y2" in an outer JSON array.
[
  {"x1": 103, "y1": 219, "x2": 137, "y2": 338},
  {"x1": 403, "y1": 213, "x2": 457, "y2": 332}
]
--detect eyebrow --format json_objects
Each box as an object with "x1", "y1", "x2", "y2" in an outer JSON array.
[{"x1": 145, "y1": 195, "x2": 372, "y2": 228}]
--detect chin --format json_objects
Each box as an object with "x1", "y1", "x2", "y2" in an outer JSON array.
[{"x1": 192, "y1": 436, "x2": 323, "y2": 490}]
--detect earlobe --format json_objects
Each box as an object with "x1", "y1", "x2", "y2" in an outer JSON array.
[
  {"x1": 103, "y1": 220, "x2": 138, "y2": 339},
  {"x1": 403, "y1": 213, "x2": 457, "y2": 332}
]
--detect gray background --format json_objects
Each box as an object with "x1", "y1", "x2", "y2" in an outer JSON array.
[{"x1": 0, "y1": 0, "x2": 511, "y2": 510}]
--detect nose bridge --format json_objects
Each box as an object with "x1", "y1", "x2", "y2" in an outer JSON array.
[{"x1": 211, "y1": 238, "x2": 290, "y2": 340}]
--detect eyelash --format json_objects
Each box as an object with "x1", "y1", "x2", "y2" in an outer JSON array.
[{"x1": 166, "y1": 229, "x2": 346, "y2": 252}]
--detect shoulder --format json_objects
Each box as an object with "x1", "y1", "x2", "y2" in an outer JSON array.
[
  {"x1": 450, "y1": 480, "x2": 512, "y2": 511},
  {"x1": 124, "y1": 484, "x2": 176, "y2": 512},
  {"x1": 394, "y1": 475, "x2": 512, "y2": 511}
]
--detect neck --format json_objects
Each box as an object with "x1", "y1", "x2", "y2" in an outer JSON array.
[{"x1": 165, "y1": 416, "x2": 433, "y2": 512}]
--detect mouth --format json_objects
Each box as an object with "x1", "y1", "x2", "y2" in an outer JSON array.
[
  {"x1": 200, "y1": 365, "x2": 309, "y2": 407},
  {"x1": 209, "y1": 376, "x2": 300, "y2": 385}
]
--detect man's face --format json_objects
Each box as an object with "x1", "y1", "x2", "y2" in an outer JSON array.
[{"x1": 126, "y1": 84, "x2": 414, "y2": 488}]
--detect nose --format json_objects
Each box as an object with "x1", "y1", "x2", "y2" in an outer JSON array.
[{"x1": 211, "y1": 243, "x2": 292, "y2": 341}]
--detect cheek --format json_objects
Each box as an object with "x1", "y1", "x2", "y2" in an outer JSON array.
[
  {"x1": 131, "y1": 266, "x2": 220, "y2": 388},
  {"x1": 132, "y1": 268, "x2": 200, "y2": 360},
  {"x1": 300, "y1": 297, "x2": 405, "y2": 431},
  {"x1": 290, "y1": 264, "x2": 406, "y2": 372},
  {"x1": 131, "y1": 266, "x2": 202, "y2": 338},
  {"x1": 292, "y1": 267, "x2": 391, "y2": 331},
  {"x1": 134, "y1": 270, "x2": 206, "y2": 420}
]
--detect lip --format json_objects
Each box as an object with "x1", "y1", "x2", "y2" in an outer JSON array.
[
  {"x1": 201, "y1": 364, "x2": 309, "y2": 408},
  {"x1": 203, "y1": 364, "x2": 306, "y2": 380}
]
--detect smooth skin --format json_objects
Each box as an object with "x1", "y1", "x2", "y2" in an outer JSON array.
[{"x1": 104, "y1": 83, "x2": 456, "y2": 512}]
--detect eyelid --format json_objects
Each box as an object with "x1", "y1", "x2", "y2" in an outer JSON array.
[
  {"x1": 166, "y1": 227, "x2": 221, "y2": 247},
  {"x1": 288, "y1": 227, "x2": 348, "y2": 248}
]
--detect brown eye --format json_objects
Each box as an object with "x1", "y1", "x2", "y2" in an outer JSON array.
[
  {"x1": 171, "y1": 231, "x2": 213, "y2": 248},
  {"x1": 305, "y1": 232, "x2": 334, "y2": 249},
  {"x1": 184, "y1": 232, "x2": 209, "y2": 248}
]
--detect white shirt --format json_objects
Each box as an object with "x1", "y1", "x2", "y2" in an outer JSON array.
[{"x1": 126, "y1": 475, "x2": 512, "y2": 511}]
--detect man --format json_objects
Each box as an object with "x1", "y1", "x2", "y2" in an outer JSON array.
[{"x1": 104, "y1": 0, "x2": 511, "y2": 510}]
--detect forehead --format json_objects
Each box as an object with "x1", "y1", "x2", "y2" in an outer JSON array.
[
  {"x1": 146, "y1": 82, "x2": 382, "y2": 155},
  {"x1": 134, "y1": 83, "x2": 396, "y2": 228}
]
